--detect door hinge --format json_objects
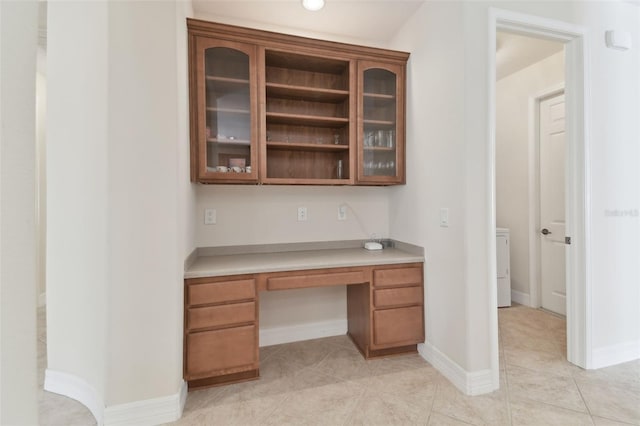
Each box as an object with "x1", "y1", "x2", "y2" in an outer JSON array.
[{"x1": 565, "y1": 236, "x2": 572, "y2": 245}]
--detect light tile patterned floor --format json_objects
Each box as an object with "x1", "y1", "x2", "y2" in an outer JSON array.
[{"x1": 39, "y1": 304, "x2": 640, "y2": 425}]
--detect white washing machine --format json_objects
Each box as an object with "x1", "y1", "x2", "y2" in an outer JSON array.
[{"x1": 496, "y1": 228, "x2": 511, "y2": 307}]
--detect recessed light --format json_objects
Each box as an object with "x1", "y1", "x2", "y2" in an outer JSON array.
[{"x1": 302, "y1": 0, "x2": 325, "y2": 11}]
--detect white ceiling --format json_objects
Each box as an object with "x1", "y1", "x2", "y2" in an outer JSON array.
[
  {"x1": 192, "y1": 0, "x2": 425, "y2": 44},
  {"x1": 496, "y1": 32, "x2": 564, "y2": 80}
]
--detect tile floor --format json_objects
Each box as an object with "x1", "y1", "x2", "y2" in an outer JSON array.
[{"x1": 38, "y1": 304, "x2": 640, "y2": 425}]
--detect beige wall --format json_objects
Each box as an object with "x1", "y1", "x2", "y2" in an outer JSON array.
[{"x1": 496, "y1": 50, "x2": 564, "y2": 300}]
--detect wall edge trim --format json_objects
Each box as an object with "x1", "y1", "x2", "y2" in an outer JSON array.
[
  {"x1": 103, "y1": 380, "x2": 187, "y2": 426},
  {"x1": 44, "y1": 369, "x2": 104, "y2": 425},
  {"x1": 418, "y1": 342, "x2": 497, "y2": 396},
  {"x1": 591, "y1": 340, "x2": 640, "y2": 370}
]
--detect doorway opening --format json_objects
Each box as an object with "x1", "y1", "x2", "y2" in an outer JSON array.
[{"x1": 488, "y1": 9, "x2": 592, "y2": 384}]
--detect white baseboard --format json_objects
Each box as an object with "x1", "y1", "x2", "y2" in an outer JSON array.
[
  {"x1": 511, "y1": 289, "x2": 532, "y2": 307},
  {"x1": 45, "y1": 370, "x2": 187, "y2": 426},
  {"x1": 38, "y1": 291, "x2": 46, "y2": 307},
  {"x1": 418, "y1": 342, "x2": 497, "y2": 396},
  {"x1": 104, "y1": 380, "x2": 187, "y2": 426},
  {"x1": 259, "y1": 319, "x2": 347, "y2": 347},
  {"x1": 44, "y1": 369, "x2": 103, "y2": 425},
  {"x1": 592, "y1": 340, "x2": 640, "y2": 369}
]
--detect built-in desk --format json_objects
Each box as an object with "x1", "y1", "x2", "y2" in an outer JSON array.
[{"x1": 183, "y1": 240, "x2": 425, "y2": 391}]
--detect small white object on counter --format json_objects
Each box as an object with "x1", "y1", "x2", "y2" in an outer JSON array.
[{"x1": 364, "y1": 242, "x2": 383, "y2": 251}]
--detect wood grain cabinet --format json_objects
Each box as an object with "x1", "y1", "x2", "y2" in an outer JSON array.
[
  {"x1": 184, "y1": 275, "x2": 259, "y2": 390},
  {"x1": 184, "y1": 262, "x2": 424, "y2": 390},
  {"x1": 347, "y1": 263, "x2": 425, "y2": 358},
  {"x1": 187, "y1": 19, "x2": 409, "y2": 186}
]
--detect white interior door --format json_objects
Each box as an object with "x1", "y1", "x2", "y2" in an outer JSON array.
[{"x1": 539, "y1": 93, "x2": 566, "y2": 316}]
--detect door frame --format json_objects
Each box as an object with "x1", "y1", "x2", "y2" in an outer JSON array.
[
  {"x1": 488, "y1": 8, "x2": 592, "y2": 374},
  {"x1": 529, "y1": 85, "x2": 565, "y2": 310}
]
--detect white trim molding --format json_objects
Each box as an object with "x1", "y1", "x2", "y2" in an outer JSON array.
[
  {"x1": 510, "y1": 289, "x2": 532, "y2": 307},
  {"x1": 419, "y1": 342, "x2": 494, "y2": 396},
  {"x1": 103, "y1": 381, "x2": 187, "y2": 426},
  {"x1": 489, "y1": 7, "x2": 592, "y2": 374},
  {"x1": 259, "y1": 319, "x2": 347, "y2": 347},
  {"x1": 592, "y1": 340, "x2": 640, "y2": 370},
  {"x1": 38, "y1": 291, "x2": 46, "y2": 307},
  {"x1": 44, "y1": 369, "x2": 104, "y2": 425}
]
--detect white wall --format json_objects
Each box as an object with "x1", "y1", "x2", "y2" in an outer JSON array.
[
  {"x1": 46, "y1": 0, "x2": 109, "y2": 415},
  {"x1": 105, "y1": 1, "x2": 186, "y2": 406},
  {"x1": 388, "y1": 1, "x2": 469, "y2": 373},
  {"x1": 47, "y1": 0, "x2": 194, "y2": 419},
  {"x1": 36, "y1": 47, "x2": 47, "y2": 307},
  {"x1": 0, "y1": 1, "x2": 39, "y2": 423},
  {"x1": 496, "y1": 50, "x2": 564, "y2": 299}
]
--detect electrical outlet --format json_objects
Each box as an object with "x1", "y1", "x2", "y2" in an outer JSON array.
[
  {"x1": 297, "y1": 207, "x2": 308, "y2": 222},
  {"x1": 204, "y1": 208, "x2": 216, "y2": 225},
  {"x1": 338, "y1": 205, "x2": 347, "y2": 221}
]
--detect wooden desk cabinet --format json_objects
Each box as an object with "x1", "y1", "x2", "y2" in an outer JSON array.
[
  {"x1": 183, "y1": 262, "x2": 424, "y2": 390},
  {"x1": 184, "y1": 275, "x2": 259, "y2": 390}
]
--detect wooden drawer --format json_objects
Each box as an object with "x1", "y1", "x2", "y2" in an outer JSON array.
[
  {"x1": 372, "y1": 306, "x2": 424, "y2": 347},
  {"x1": 188, "y1": 279, "x2": 255, "y2": 306},
  {"x1": 374, "y1": 286, "x2": 422, "y2": 308},
  {"x1": 373, "y1": 267, "x2": 422, "y2": 288},
  {"x1": 187, "y1": 301, "x2": 256, "y2": 331},
  {"x1": 186, "y1": 325, "x2": 257, "y2": 378},
  {"x1": 267, "y1": 270, "x2": 365, "y2": 291}
]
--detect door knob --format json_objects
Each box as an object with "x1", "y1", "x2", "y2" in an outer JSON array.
[{"x1": 541, "y1": 228, "x2": 551, "y2": 235}]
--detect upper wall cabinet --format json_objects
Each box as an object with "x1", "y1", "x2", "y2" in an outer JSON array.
[
  {"x1": 187, "y1": 19, "x2": 409, "y2": 186},
  {"x1": 191, "y1": 38, "x2": 259, "y2": 183}
]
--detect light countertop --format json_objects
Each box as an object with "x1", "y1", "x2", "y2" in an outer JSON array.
[{"x1": 184, "y1": 240, "x2": 424, "y2": 279}]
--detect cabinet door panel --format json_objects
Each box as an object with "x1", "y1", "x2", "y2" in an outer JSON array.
[
  {"x1": 374, "y1": 286, "x2": 422, "y2": 308},
  {"x1": 373, "y1": 267, "x2": 422, "y2": 288},
  {"x1": 191, "y1": 37, "x2": 259, "y2": 183},
  {"x1": 186, "y1": 325, "x2": 257, "y2": 378},
  {"x1": 188, "y1": 279, "x2": 255, "y2": 306},
  {"x1": 188, "y1": 301, "x2": 256, "y2": 331},
  {"x1": 357, "y1": 61, "x2": 405, "y2": 185},
  {"x1": 373, "y1": 306, "x2": 424, "y2": 347}
]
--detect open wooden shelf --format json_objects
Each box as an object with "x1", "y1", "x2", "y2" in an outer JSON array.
[
  {"x1": 266, "y1": 112, "x2": 349, "y2": 128},
  {"x1": 266, "y1": 83, "x2": 349, "y2": 102},
  {"x1": 267, "y1": 141, "x2": 349, "y2": 152}
]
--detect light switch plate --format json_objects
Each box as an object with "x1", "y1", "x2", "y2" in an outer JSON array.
[
  {"x1": 439, "y1": 208, "x2": 449, "y2": 227},
  {"x1": 338, "y1": 205, "x2": 347, "y2": 221}
]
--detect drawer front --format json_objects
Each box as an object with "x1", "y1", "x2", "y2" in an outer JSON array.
[
  {"x1": 267, "y1": 271, "x2": 365, "y2": 291},
  {"x1": 373, "y1": 267, "x2": 422, "y2": 288},
  {"x1": 373, "y1": 306, "x2": 424, "y2": 347},
  {"x1": 374, "y1": 286, "x2": 422, "y2": 308},
  {"x1": 186, "y1": 325, "x2": 257, "y2": 377},
  {"x1": 188, "y1": 279, "x2": 255, "y2": 306},
  {"x1": 187, "y1": 301, "x2": 256, "y2": 331}
]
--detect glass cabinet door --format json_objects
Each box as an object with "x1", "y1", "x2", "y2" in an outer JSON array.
[
  {"x1": 357, "y1": 62, "x2": 405, "y2": 184},
  {"x1": 194, "y1": 38, "x2": 258, "y2": 182}
]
